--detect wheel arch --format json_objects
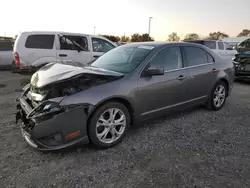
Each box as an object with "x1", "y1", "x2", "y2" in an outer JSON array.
[
  {"x1": 218, "y1": 78, "x2": 229, "y2": 96},
  {"x1": 86, "y1": 97, "x2": 135, "y2": 131}
]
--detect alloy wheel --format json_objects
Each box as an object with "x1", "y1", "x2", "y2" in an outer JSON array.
[
  {"x1": 213, "y1": 85, "x2": 226, "y2": 108},
  {"x1": 96, "y1": 108, "x2": 126, "y2": 144}
]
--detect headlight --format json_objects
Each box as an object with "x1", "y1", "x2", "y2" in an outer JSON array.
[
  {"x1": 28, "y1": 101, "x2": 62, "y2": 118},
  {"x1": 43, "y1": 102, "x2": 59, "y2": 111},
  {"x1": 22, "y1": 83, "x2": 30, "y2": 91},
  {"x1": 233, "y1": 61, "x2": 239, "y2": 65}
]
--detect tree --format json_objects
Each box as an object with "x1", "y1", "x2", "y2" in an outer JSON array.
[
  {"x1": 237, "y1": 29, "x2": 250, "y2": 37},
  {"x1": 140, "y1": 33, "x2": 154, "y2": 41},
  {"x1": 130, "y1": 33, "x2": 141, "y2": 42},
  {"x1": 120, "y1": 35, "x2": 130, "y2": 42},
  {"x1": 100, "y1": 35, "x2": 120, "y2": 42},
  {"x1": 167, "y1": 32, "x2": 180, "y2": 42},
  {"x1": 207, "y1": 32, "x2": 229, "y2": 40},
  {"x1": 130, "y1": 33, "x2": 154, "y2": 42},
  {"x1": 184, "y1": 33, "x2": 199, "y2": 40}
]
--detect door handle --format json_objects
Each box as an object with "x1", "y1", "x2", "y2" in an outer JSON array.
[
  {"x1": 59, "y1": 54, "x2": 67, "y2": 57},
  {"x1": 93, "y1": 55, "x2": 100, "y2": 58},
  {"x1": 212, "y1": 68, "x2": 218, "y2": 73},
  {"x1": 177, "y1": 75, "x2": 186, "y2": 81}
]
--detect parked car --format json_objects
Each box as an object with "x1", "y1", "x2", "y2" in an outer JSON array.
[
  {"x1": 184, "y1": 39, "x2": 238, "y2": 59},
  {"x1": 16, "y1": 42, "x2": 234, "y2": 150},
  {"x1": 233, "y1": 50, "x2": 250, "y2": 80},
  {"x1": 234, "y1": 37, "x2": 250, "y2": 53},
  {"x1": 12, "y1": 31, "x2": 117, "y2": 73},
  {"x1": 222, "y1": 37, "x2": 250, "y2": 50},
  {"x1": 0, "y1": 40, "x2": 14, "y2": 70}
]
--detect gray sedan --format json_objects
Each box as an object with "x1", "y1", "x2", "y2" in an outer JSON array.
[{"x1": 16, "y1": 42, "x2": 234, "y2": 150}]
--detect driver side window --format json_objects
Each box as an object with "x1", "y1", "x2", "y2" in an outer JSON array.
[
  {"x1": 92, "y1": 38, "x2": 115, "y2": 53},
  {"x1": 149, "y1": 47, "x2": 182, "y2": 71}
]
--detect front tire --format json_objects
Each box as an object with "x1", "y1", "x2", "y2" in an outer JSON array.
[
  {"x1": 206, "y1": 81, "x2": 228, "y2": 111},
  {"x1": 88, "y1": 102, "x2": 130, "y2": 148}
]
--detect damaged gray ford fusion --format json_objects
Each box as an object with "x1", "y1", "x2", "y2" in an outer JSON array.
[{"x1": 16, "y1": 42, "x2": 234, "y2": 150}]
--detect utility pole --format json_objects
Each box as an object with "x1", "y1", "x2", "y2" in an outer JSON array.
[
  {"x1": 148, "y1": 17, "x2": 153, "y2": 41},
  {"x1": 94, "y1": 26, "x2": 96, "y2": 35}
]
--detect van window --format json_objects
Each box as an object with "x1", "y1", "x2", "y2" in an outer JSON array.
[
  {"x1": 203, "y1": 41, "x2": 216, "y2": 49},
  {"x1": 60, "y1": 35, "x2": 88, "y2": 51},
  {"x1": 224, "y1": 42, "x2": 230, "y2": 50},
  {"x1": 0, "y1": 41, "x2": 13, "y2": 51},
  {"x1": 25, "y1": 35, "x2": 55, "y2": 49},
  {"x1": 92, "y1": 38, "x2": 115, "y2": 52},
  {"x1": 218, "y1": 42, "x2": 224, "y2": 50},
  {"x1": 185, "y1": 40, "x2": 216, "y2": 50}
]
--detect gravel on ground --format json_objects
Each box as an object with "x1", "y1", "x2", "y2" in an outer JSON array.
[{"x1": 0, "y1": 71, "x2": 250, "y2": 188}]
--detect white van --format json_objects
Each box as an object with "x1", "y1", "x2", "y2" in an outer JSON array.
[
  {"x1": 13, "y1": 31, "x2": 117, "y2": 73},
  {"x1": 184, "y1": 39, "x2": 238, "y2": 59}
]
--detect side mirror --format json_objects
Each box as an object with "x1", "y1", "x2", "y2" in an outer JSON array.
[
  {"x1": 226, "y1": 47, "x2": 233, "y2": 50},
  {"x1": 145, "y1": 67, "x2": 164, "y2": 76}
]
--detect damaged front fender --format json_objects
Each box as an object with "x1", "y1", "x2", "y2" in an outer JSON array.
[{"x1": 16, "y1": 95, "x2": 93, "y2": 150}]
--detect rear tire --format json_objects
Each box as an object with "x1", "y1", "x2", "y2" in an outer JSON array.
[
  {"x1": 11, "y1": 61, "x2": 17, "y2": 73},
  {"x1": 205, "y1": 81, "x2": 228, "y2": 111},
  {"x1": 88, "y1": 102, "x2": 130, "y2": 148}
]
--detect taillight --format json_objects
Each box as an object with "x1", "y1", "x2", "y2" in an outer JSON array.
[{"x1": 14, "y1": 52, "x2": 20, "y2": 65}]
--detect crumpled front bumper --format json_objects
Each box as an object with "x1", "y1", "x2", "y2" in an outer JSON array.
[
  {"x1": 16, "y1": 89, "x2": 90, "y2": 151},
  {"x1": 234, "y1": 62, "x2": 250, "y2": 80},
  {"x1": 235, "y1": 71, "x2": 250, "y2": 79}
]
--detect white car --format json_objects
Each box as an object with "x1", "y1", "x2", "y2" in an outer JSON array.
[
  {"x1": 184, "y1": 39, "x2": 238, "y2": 59},
  {"x1": 0, "y1": 40, "x2": 14, "y2": 69},
  {"x1": 13, "y1": 31, "x2": 117, "y2": 73}
]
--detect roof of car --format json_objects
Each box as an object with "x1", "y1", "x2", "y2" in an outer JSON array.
[
  {"x1": 20, "y1": 31, "x2": 108, "y2": 38},
  {"x1": 123, "y1": 41, "x2": 208, "y2": 48},
  {"x1": 184, "y1": 39, "x2": 220, "y2": 42}
]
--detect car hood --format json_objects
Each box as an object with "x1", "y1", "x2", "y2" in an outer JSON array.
[{"x1": 30, "y1": 62, "x2": 124, "y2": 88}]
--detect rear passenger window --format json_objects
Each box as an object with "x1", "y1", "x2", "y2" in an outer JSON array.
[
  {"x1": 25, "y1": 35, "x2": 55, "y2": 49},
  {"x1": 184, "y1": 47, "x2": 208, "y2": 67},
  {"x1": 218, "y1": 42, "x2": 224, "y2": 50},
  {"x1": 207, "y1": 53, "x2": 214, "y2": 63}
]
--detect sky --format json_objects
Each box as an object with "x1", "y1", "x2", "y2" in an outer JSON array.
[{"x1": 1, "y1": 0, "x2": 250, "y2": 41}]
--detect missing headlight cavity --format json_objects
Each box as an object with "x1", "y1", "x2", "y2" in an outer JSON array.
[{"x1": 33, "y1": 74, "x2": 121, "y2": 100}]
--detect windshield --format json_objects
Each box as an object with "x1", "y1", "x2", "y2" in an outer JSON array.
[{"x1": 90, "y1": 45, "x2": 154, "y2": 73}]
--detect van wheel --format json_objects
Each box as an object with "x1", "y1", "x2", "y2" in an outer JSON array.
[
  {"x1": 11, "y1": 61, "x2": 17, "y2": 73},
  {"x1": 88, "y1": 102, "x2": 130, "y2": 148},
  {"x1": 206, "y1": 81, "x2": 228, "y2": 111}
]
